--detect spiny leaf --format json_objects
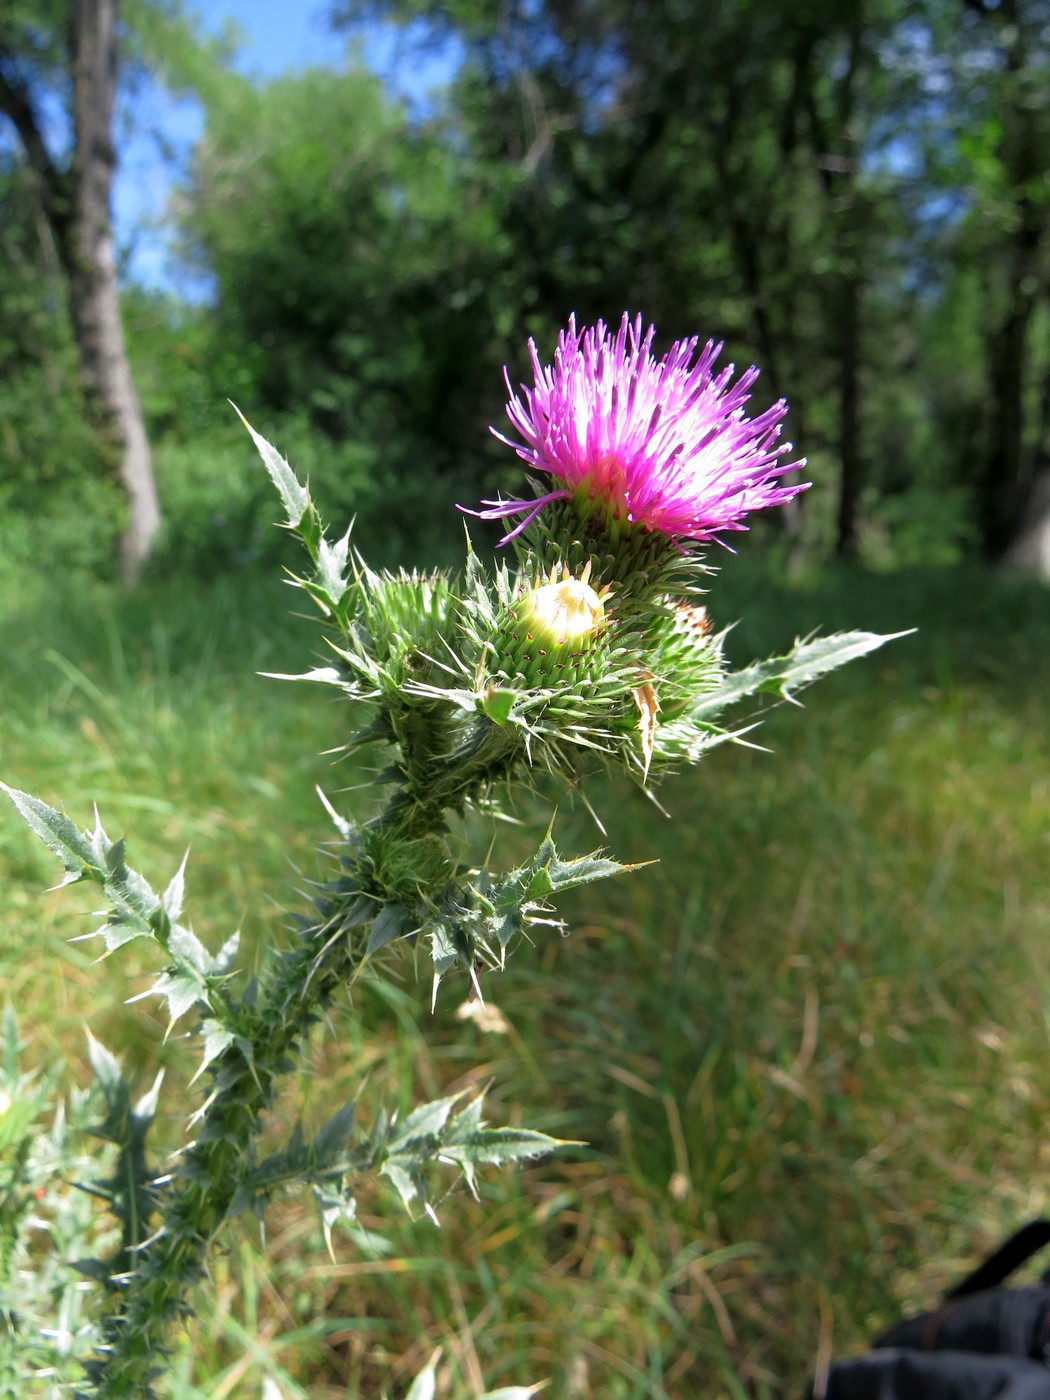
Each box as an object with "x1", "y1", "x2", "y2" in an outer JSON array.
[
  {"x1": 497, "y1": 829, "x2": 640, "y2": 907},
  {"x1": 1, "y1": 786, "x2": 100, "y2": 883},
  {"x1": 367, "y1": 904, "x2": 414, "y2": 955},
  {"x1": 690, "y1": 630, "x2": 911, "y2": 718},
  {"x1": 85, "y1": 1032, "x2": 123, "y2": 1098},
  {"x1": 445, "y1": 1095, "x2": 483, "y2": 1141},
  {"x1": 192, "y1": 1020, "x2": 236, "y2": 1083},
  {"x1": 147, "y1": 969, "x2": 207, "y2": 1024},
  {"x1": 380, "y1": 1160, "x2": 420, "y2": 1210},
  {"x1": 166, "y1": 922, "x2": 212, "y2": 976},
  {"x1": 313, "y1": 1102, "x2": 357, "y2": 1164},
  {"x1": 313, "y1": 528, "x2": 353, "y2": 609},
  {"x1": 233, "y1": 405, "x2": 309, "y2": 527},
  {"x1": 161, "y1": 852, "x2": 189, "y2": 925},
  {"x1": 134, "y1": 1071, "x2": 165, "y2": 1125},
  {"x1": 6, "y1": 786, "x2": 223, "y2": 1025},
  {"x1": 426, "y1": 916, "x2": 463, "y2": 975},
  {"x1": 389, "y1": 1092, "x2": 463, "y2": 1151},
  {"x1": 439, "y1": 1125, "x2": 566, "y2": 1167},
  {"x1": 213, "y1": 930, "x2": 241, "y2": 977}
]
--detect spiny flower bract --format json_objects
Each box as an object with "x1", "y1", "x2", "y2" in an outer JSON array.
[{"x1": 469, "y1": 312, "x2": 809, "y2": 545}]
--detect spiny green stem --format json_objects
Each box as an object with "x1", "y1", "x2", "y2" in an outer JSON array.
[
  {"x1": 88, "y1": 725, "x2": 525, "y2": 1397},
  {"x1": 90, "y1": 899, "x2": 362, "y2": 1398},
  {"x1": 374, "y1": 714, "x2": 525, "y2": 842}
]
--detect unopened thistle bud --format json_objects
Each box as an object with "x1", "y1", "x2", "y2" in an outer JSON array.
[
  {"x1": 647, "y1": 599, "x2": 723, "y2": 722},
  {"x1": 479, "y1": 565, "x2": 611, "y2": 721},
  {"x1": 516, "y1": 570, "x2": 606, "y2": 650}
]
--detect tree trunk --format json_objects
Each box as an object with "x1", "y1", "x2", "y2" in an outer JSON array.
[
  {"x1": 72, "y1": 0, "x2": 160, "y2": 583},
  {"x1": 834, "y1": 270, "x2": 863, "y2": 558},
  {"x1": 1003, "y1": 351, "x2": 1050, "y2": 579},
  {"x1": 803, "y1": 8, "x2": 868, "y2": 558},
  {"x1": 1002, "y1": 468, "x2": 1050, "y2": 578},
  {"x1": 983, "y1": 281, "x2": 1039, "y2": 555}
]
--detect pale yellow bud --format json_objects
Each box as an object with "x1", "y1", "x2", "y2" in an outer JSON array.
[{"x1": 518, "y1": 577, "x2": 605, "y2": 649}]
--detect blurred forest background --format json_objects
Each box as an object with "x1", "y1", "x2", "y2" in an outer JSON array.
[
  {"x1": 2, "y1": 0, "x2": 1050, "y2": 582},
  {"x1": 2, "y1": 3, "x2": 1050, "y2": 1399}
]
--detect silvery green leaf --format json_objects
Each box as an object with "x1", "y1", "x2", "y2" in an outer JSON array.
[
  {"x1": 85, "y1": 1032, "x2": 123, "y2": 1097},
  {"x1": 380, "y1": 1160, "x2": 419, "y2": 1209},
  {"x1": 97, "y1": 917, "x2": 151, "y2": 953},
  {"x1": 389, "y1": 1093, "x2": 462, "y2": 1151},
  {"x1": 161, "y1": 853, "x2": 188, "y2": 925},
  {"x1": 148, "y1": 969, "x2": 207, "y2": 1024},
  {"x1": 117, "y1": 863, "x2": 161, "y2": 918},
  {"x1": 445, "y1": 1096, "x2": 483, "y2": 1142},
  {"x1": 440, "y1": 1126, "x2": 563, "y2": 1167},
  {"x1": 167, "y1": 922, "x2": 212, "y2": 975},
  {"x1": 314, "y1": 528, "x2": 353, "y2": 608},
  {"x1": 233, "y1": 406, "x2": 309, "y2": 527},
  {"x1": 313, "y1": 1185, "x2": 356, "y2": 1259},
  {"x1": 426, "y1": 917, "x2": 461, "y2": 975},
  {"x1": 1, "y1": 786, "x2": 98, "y2": 882},
  {"x1": 213, "y1": 930, "x2": 240, "y2": 976},
  {"x1": 133, "y1": 1070, "x2": 165, "y2": 1123},
  {"x1": 690, "y1": 630, "x2": 911, "y2": 718}
]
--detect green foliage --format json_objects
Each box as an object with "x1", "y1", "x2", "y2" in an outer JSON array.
[
  {"x1": 123, "y1": 294, "x2": 468, "y2": 574},
  {"x1": 3, "y1": 0, "x2": 1050, "y2": 573},
  {"x1": 180, "y1": 61, "x2": 513, "y2": 487},
  {"x1": 0, "y1": 170, "x2": 120, "y2": 579}
]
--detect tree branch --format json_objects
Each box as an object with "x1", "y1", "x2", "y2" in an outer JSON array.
[{"x1": 0, "y1": 52, "x2": 72, "y2": 247}]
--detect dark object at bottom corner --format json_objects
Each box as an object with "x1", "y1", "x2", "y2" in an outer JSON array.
[
  {"x1": 812, "y1": 1220, "x2": 1050, "y2": 1399},
  {"x1": 821, "y1": 1348, "x2": 1050, "y2": 1400}
]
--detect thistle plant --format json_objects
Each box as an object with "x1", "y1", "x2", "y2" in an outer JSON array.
[{"x1": 3, "y1": 313, "x2": 901, "y2": 1397}]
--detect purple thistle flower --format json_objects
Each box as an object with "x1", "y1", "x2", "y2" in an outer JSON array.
[{"x1": 466, "y1": 313, "x2": 808, "y2": 545}]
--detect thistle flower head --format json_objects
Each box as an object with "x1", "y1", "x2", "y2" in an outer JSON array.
[{"x1": 469, "y1": 313, "x2": 808, "y2": 545}]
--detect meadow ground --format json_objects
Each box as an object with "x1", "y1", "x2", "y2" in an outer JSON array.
[{"x1": 1, "y1": 554, "x2": 1049, "y2": 1399}]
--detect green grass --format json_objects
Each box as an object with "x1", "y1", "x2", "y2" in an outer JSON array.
[{"x1": 2, "y1": 556, "x2": 1049, "y2": 1399}]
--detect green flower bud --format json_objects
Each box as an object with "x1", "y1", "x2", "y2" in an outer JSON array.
[
  {"x1": 642, "y1": 600, "x2": 722, "y2": 713},
  {"x1": 477, "y1": 565, "x2": 614, "y2": 725}
]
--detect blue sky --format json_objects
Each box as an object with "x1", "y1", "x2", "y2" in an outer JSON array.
[{"x1": 116, "y1": 1, "x2": 457, "y2": 290}]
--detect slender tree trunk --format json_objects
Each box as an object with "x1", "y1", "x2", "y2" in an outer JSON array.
[
  {"x1": 983, "y1": 278, "x2": 1039, "y2": 554},
  {"x1": 1003, "y1": 467, "x2": 1050, "y2": 577},
  {"x1": 960, "y1": 0, "x2": 1048, "y2": 560},
  {"x1": 803, "y1": 9, "x2": 868, "y2": 558},
  {"x1": 71, "y1": 0, "x2": 160, "y2": 583},
  {"x1": 835, "y1": 271, "x2": 863, "y2": 557},
  {"x1": 1002, "y1": 347, "x2": 1050, "y2": 578}
]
